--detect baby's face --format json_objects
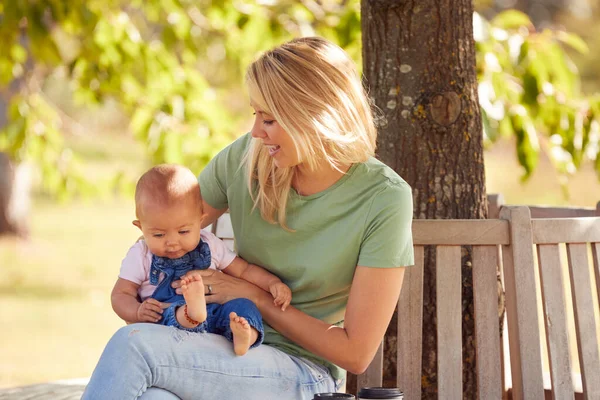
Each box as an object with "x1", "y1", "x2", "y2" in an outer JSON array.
[{"x1": 137, "y1": 201, "x2": 203, "y2": 259}]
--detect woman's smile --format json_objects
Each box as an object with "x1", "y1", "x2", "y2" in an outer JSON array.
[{"x1": 267, "y1": 145, "x2": 281, "y2": 156}]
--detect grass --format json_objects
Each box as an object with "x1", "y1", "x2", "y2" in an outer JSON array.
[
  {"x1": 0, "y1": 133, "x2": 599, "y2": 388},
  {"x1": 0, "y1": 199, "x2": 140, "y2": 387},
  {"x1": 0, "y1": 131, "x2": 146, "y2": 388}
]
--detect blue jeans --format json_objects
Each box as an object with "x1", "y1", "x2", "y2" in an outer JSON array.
[
  {"x1": 160, "y1": 298, "x2": 264, "y2": 349},
  {"x1": 82, "y1": 323, "x2": 341, "y2": 400}
]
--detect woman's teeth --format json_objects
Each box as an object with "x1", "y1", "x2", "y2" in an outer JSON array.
[{"x1": 268, "y1": 145, "x2": 281, "y2": 156}]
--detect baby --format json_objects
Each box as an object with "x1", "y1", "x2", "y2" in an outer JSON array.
[{"x1": 111, "y1": 164, "x2": 292, "y2": 355}]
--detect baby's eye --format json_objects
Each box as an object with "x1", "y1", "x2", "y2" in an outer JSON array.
[
  {"x1": 153, "y1": 233, "x2": 164, "y2": 238},
  {"x1": 179, "y1": 230, "x2": 190, "y2": 235}
]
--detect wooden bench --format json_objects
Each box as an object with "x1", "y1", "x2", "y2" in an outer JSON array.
[{"x1": 351, "y1": 206, "x2": 600, "y2": 399}]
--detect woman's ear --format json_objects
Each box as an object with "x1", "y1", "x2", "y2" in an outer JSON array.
[{"x1": 132, "y1": 220, "x2": 142, "y2": 230}]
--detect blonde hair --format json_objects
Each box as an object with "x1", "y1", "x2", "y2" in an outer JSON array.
[
  {"x1": 245, "y1": 37, "x2": 377, "y2": 229},
  {"x1": 135, "y1": 164, "x2": 201, "y2": 219}
]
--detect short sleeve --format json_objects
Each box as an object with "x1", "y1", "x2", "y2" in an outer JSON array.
[
  {"x1": 119, "y1": 241, "x2": 151, "y2": 284},
  {"x1": 198, "y1": 133, "x2": 251, "y2": 210},
  {"x1": 357, "y1": 182, "x2": 414, "y2": 268},
  {"x1": 201, "y1": 230, "x2": 237, "y2": 270}
]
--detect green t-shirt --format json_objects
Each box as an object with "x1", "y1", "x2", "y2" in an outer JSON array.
[{"x1": 199, "y1": 133, "x2": 414, "y2": 380}]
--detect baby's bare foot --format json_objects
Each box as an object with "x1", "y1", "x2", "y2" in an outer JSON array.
[
  {"x1": 181, "y1": 274, "x2": 207, "y2": 324},
  {"x1": 229, "y1": 312, "x2": 259, "y2": 356}
]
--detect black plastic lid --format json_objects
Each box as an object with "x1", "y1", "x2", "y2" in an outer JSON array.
[
  {"x1": 313, "y1": 393, "x2": 356, "y2": 399},
  {"x1": 357, "y1": 387, "x2": 404, "y2": 398}
]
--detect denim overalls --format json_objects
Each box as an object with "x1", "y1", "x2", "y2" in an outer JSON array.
[{"x1": 150, "y1": 240, "x2": 264, "y2": 348}]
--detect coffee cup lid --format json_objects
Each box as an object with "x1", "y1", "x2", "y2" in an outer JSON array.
[
  {"x1": 313, "y1": 393, "x2": 356, "y2": 399},
  {"x1": 357, "y1": 387, "x2": 404, "y2": 398}
]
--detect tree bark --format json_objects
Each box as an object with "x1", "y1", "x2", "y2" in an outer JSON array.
[{"x1": 356, "y1": 0, "x2": 487, "y2": 398}]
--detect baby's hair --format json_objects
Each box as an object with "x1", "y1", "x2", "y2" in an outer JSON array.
[{"x1": 135, "y1": 164, "x2": 201, "y2": 219}]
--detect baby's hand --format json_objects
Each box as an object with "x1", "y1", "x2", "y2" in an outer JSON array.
[
  {"x1": 136, "y1": 298, "x2": 164, "y2": 323},
  {"x1": 269, "y1": 282, "x2": 292, "y2": 311}
]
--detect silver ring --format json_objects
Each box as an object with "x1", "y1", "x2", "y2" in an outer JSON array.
[{"x1": 207, "y1": 284, "x2": 213, "y2": 295}]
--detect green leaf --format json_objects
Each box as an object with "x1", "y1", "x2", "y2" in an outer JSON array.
[
  {"x1": 511, "y1": 111, "x2": 539, "y2": 180},
  {"x1": 10, "y1": 44, "x2": 27, "y2": 63},
  {"x1": 556, "y1": 31, "x2": 589, "y2": 54},
  {"x1": 491, "y1": 10, "x2": 532, "y2": 30}
]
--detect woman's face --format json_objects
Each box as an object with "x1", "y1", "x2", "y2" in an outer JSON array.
[{"x1": 250, "y1": 105, "x2": 300, "y2": 169}]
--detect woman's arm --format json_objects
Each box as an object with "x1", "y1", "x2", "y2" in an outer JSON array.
[
  {"x1": 260, "y1": 266, "x2": 405, "y2": 374},
  {"x1": 194, "y1": 265, "x2": 405, "y2": 374}
]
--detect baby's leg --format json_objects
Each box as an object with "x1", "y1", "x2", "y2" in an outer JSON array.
[
  {"x1": 176, "y1": 273, "x2": 207, "y2": 328},
  {"x1": 229, "y1": 312, "x2": 259, "y2": 356}
]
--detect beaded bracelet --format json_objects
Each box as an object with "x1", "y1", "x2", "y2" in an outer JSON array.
[{"x1": 184, "y1": 305, "x2": 200, "y2": 325}]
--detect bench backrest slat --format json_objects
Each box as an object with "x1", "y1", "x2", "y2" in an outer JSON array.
[
  {"x1": 212, "y1": 212, "x2": 234, "y2": 250},
  {"x1": 396, "y1": 245, "x2": 424, "y2": 400},
  {"x1": 532, "y1": 218, "x2": 600, "y2": 244},
  {"x1": 537, "y1": 244, "x2": 575, "y2": 400},
  {"x1": 472, "y1": 245, "x2": 503, "y2": 399},
  {"x1": 500, "y1": 206, "x2": 546, "y2": 400},
  {"x1": 566, "y1": 244, "x2": 600, "y2": 398},
  {"x1": 413, "y1": 219, "x2": 510, "y2": 245},
  {"x1": 436, "y1": 246, "x2": 463, "y2": 398},
  {"x1": 594, "y1": 244, "x2": 600, "y2": 308}
]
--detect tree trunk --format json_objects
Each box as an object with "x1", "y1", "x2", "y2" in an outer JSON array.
[
  {"x1": 0, "y1": 93, "x2": 29, "y2": 237},
  {"x1": 357, "y1": 1, "x2": 487, "y2": 398}
]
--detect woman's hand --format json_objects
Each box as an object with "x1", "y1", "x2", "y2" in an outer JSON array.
[{"x1": 172, "y1": 270, "x2": 265, "y2": 305}]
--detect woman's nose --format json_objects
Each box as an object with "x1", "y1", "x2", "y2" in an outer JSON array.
[{"x1": 251, "y1": 120, "x2": 266, "y2": 139}]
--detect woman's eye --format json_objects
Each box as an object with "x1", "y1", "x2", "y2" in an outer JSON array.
[{"x1": 253, "y1": 111, "x2": 274, "y2": 126}]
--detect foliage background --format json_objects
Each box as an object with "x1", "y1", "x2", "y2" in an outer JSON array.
[{"x1": 1, "y1": 0, "x2": 600, "y2": 387}]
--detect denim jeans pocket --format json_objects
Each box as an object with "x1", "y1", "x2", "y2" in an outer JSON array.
[{"x1": 298, "y1": 357, "x2": 332, "y2": 386}]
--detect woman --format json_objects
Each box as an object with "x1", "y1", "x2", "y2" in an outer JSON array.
[{"x1": 83, "y1": 36, "x2": 413, "y2": 400}]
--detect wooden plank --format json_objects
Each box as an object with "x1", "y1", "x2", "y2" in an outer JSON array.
[
  {"x1": 536, "y1": 244, "x2": 574, "y2": 400},
  {"x1": 532, "y1": 218, "x2": 600, "y2": 244},
  {"x1": 500, "y1": 206, "x2": 545, "y2": 400},
  {"x1": 358, "y1": 342, "x2": 383, "y2": 390},
  {"x1": 592, "y1": 243, "x2": 600, "y2": 311},
  {"x1": 214, "y1": 212, "x2": 234, "y2": 239},
  {"x1": 0, "y1": 381, "x2": 87, "y2": 400},
  {"x1": 566, "y1": 244, "x2": 600, "y2": 399},
  {"x1": 397, "y1": 246, "x2": 424, "y2": 400},
  {"x1": 412, "y1": 219, "x2": 510, "y2": 245},
  {"x1": 488, "y1": 193, "x2": 505, "y2": 219},
  {"x1": 528, "y1": 206, "x2": 596, "y2": 219},
  {"x1": 472, "y1": 245, "x2": 503, "y2": 399},
  {"x1": 436, "y1": 245, "x2": 463, "y2": 399}
]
